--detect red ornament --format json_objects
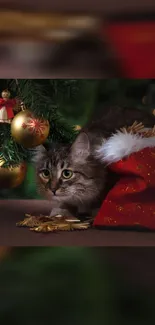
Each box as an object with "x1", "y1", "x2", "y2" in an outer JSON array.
[{"x1": 0, "y1": 89, "x2": 17, "y2": 123}]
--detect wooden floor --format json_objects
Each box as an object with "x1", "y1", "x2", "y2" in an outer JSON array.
[{"x1": 1, "y1": 200, "x2": 155, "y2": 246}]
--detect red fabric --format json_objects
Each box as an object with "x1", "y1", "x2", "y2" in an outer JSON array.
[
  {"x1": 93, "y1": 147, "x2": 155, "y2": 230},
  {"x1": 0, "y1": 98, "x2": 16, "y2": 119},
  {"x1": 104, "y1": 22, "x2": 155, "y2": 78}
]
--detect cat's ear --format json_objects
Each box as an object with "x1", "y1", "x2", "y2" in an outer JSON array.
[
  {"x1": 32, "y1": 145, "x2": 47, "y2": 163},
  {"x1": 70, "y1": 132, "x2": 90, "y2": 161}
]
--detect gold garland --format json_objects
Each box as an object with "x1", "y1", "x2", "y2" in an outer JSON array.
[
  {"x1": 16, "y1": 214, "x2": 90, "y2": 232},
  {"x1": 120, "y1": 121, "x2": 155, "y2": 137}
]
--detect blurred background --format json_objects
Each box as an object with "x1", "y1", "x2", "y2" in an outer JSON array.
[
  {"x1": 0, "y1": 3, "x2": 155, "y2": 77},
  {"x1": 1, "y1": 5, "x2": 155, "y2": 322},
  {"x1": 0, "y1": 246, "x2": 155, "y2": 324},
  {"x1": 0, "y1": 78, "x2": 155, "y2": 199}
]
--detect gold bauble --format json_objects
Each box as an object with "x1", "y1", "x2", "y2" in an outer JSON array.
[
  {"x1": 11, "y1": 110, "x2": 50, "y2": 148},
  {"x1": 74, "y1": 125, "x2": 81, "y2": 131},
  {"x1": 0, "y1": 161, "x2": 27, "y2": 188},
  {"x1": 0, "y1": 158, "x2": 5, "y2": 167}
]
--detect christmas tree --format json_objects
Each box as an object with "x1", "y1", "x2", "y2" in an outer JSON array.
[
  {"x1": 0, "y1": 79, "x2": 98, "y2": 198},
  {"x1": 0, "y1": 78, "x2": 154, "y2": 199}
]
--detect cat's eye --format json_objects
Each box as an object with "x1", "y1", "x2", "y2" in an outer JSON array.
[
  {"x1": 62, "y1": 169, "x2": 73, "y2": 179},
  {"x1": 40, "y1": 169, "x2": 50, "y2": 179}
]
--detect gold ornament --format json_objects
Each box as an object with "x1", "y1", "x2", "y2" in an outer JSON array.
[
  {"x1": 0, "y1": 161, "x2": 27, "y2": 188},
  {"x1": 0, "y1": 158, "x2": 5, "y2": 167},
  {"x1": 120, "y1": 121, "x2": 155, "y2": 137},
  {"x1": 16, "y1": 214, "x2": 90, "y2": 232},
  {"x1": 11, "y1": 110, "x2": 50, "y2": 148},
  {"x1": 74, "y1": 125, "x2": 82, "y2": 131},
  {"x1": 120, "y1": 121, "x2": 145, "y2": 134}
]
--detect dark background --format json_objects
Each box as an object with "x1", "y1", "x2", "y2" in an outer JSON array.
[{"x1": 0, "y1": 247, "x2": 155, "y2": 325}]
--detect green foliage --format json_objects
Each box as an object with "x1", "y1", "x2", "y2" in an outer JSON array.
[
  {"x1": 0, "y1": 79, "x2": 89, "y2": 167},
  {"x1": 8, "y1": 79, "x2": 77, "y2": 144},
  {"x1": 51, "y1": 79, "x2": 100, "y2": 125},
  {"x1": 0, "y1": 123, "x2": 31, "y2": 167},
  {"x1": 0, "y1": 79, "x2": 98, "y2": 198},
  {"x1": 1, "y1": 79, "x2": 97, "y2": 167}
]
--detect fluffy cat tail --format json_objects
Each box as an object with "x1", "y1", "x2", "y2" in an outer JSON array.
[{"x1": 95, "y1": 131, "x2": 155, "y2": 164}]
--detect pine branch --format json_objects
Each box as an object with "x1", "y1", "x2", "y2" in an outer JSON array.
[
  {"x1": 0, "y1": 136, "x2": 31, "y2": 167},
  {"x1": 0, "y1": 79, "x2": 79, "y2": 168},
  {"x1": 0, "y1": 122, "x2": 31, "y2": 167},
  {"x1": 8, "y1": 79, "x2": 76, "y2": 143}
]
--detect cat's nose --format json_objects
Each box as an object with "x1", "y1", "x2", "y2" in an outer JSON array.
[{"x1": 51, "y1": 189, "x2": 57, "y2": 195}]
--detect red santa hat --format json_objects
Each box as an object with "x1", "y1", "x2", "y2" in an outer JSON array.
[{"x1": 93, "y1": 124, "x2": 155, "y2": 230}]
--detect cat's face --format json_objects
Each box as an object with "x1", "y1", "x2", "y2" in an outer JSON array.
[{"x1": 33, "y1": 133, "x2": 106, "y2": 207}]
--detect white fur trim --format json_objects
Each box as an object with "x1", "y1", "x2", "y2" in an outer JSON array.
[{"x1": 96, "y1": 131, "x2": 155, "y2": 163}]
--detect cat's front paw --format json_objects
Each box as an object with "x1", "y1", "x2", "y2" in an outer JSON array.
[{"x1": 50, "y1": 208, "x2": 77, "y2": 220}]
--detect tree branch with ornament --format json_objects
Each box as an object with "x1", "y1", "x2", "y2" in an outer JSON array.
[{"x1": 0, "y1": 79, "x2": 77, "y2": 189}]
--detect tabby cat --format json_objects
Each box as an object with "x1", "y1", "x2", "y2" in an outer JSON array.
[{"x1": 33, "y1": 106, "x2": 155, "y2": 219}]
